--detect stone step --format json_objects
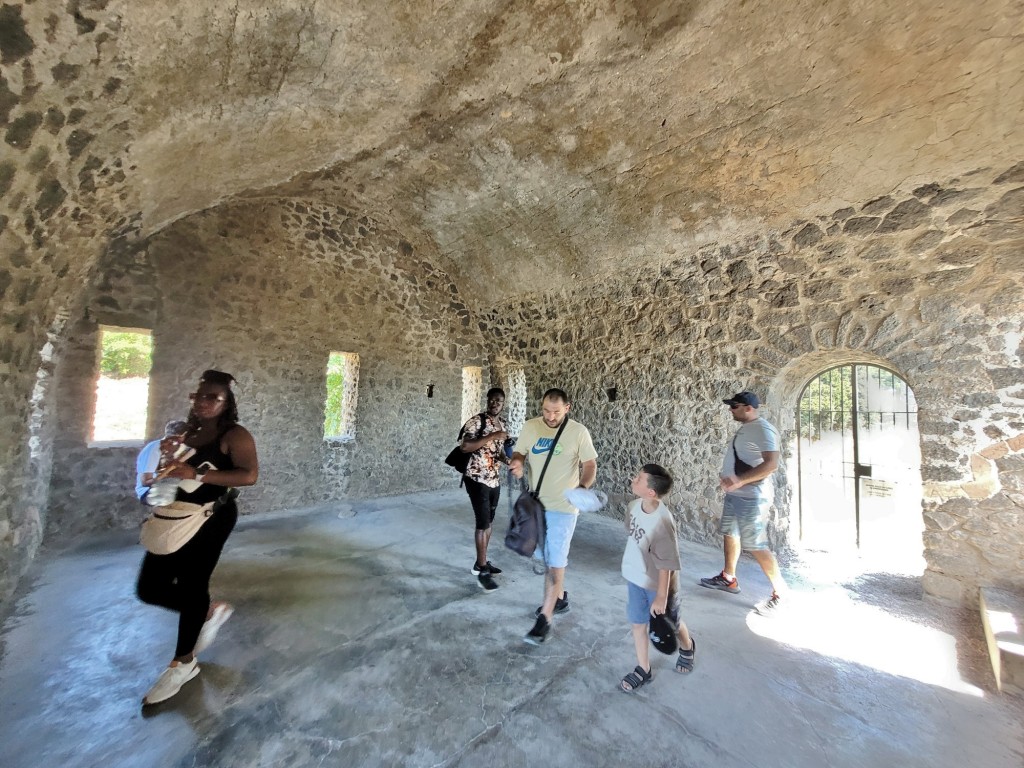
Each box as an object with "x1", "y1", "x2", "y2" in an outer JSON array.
[{"x1": 980, "y1": 586, "x2": 1024, "y2": 696}]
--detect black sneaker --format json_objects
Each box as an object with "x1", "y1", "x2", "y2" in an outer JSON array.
[
  {"x1": 524, "y1": 614, "x2": 550, "y2": 645},
  {"x1": 472, "y1": 561, "x2": 504, "y2": 576},
  {"x1": 478, "y1": 573, "x2": 499, "y2": 593},
  {"x1": 535, "y1": 591, "x2": 570, "y2": 617}
]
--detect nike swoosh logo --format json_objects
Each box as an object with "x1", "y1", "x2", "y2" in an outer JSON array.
[{"x1": 531, "y1": 446, "x2": 550, "y2": 455}]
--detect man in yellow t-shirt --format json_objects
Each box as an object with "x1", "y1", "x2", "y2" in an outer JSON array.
[{"x1": 510, "y1": 388, "x2": 598, "y2": 645}]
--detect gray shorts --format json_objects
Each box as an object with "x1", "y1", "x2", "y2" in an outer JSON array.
[{"x1": 718, "y1": 494, "x2": 770, "y2": 550}]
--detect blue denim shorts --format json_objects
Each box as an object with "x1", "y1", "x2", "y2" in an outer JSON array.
[
  {"x1": 718, "y1": 494, "x2": 770, "y2": 550},
  {"x1": 533, "y1": 510, "x2": 578, "y2": 568},
  {"x1": 626, "y1": 581, "x2": 680, "y2": 625}
]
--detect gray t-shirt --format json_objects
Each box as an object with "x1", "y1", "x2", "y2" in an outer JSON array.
[{"x1": 720, "y1": 417, "x2": 779, "y2": 500}]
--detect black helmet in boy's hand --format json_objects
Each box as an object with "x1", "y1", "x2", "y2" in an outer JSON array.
[{"x1": 648, "y1": 612, "x2": 679, "y2": 655}]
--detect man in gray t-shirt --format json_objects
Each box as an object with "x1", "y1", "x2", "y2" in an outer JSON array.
[{"x1": 699, "y1": 391, "x2": 789, "y2": 615}]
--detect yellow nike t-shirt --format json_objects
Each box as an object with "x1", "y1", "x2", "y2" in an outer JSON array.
[{"x1": 514, "y1": 417, "x2": 598, "y2": 514}]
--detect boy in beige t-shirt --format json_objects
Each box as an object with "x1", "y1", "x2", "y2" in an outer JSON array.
[{"x1": 619, "y1": 464, "x2": 696, "y2": 692}]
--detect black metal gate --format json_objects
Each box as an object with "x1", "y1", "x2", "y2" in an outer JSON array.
[{"x1": 796, "y1": 364, "x2": 922, "y2": 555}]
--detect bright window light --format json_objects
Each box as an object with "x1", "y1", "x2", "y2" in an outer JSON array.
[
  {"x1": 461, "y1": 366, "x2": 482, "y2": 425},
  {"x1": 92, "y1": 327, "x2": 152, "y2": 442},
  {"x1": 324, "y1": 352, "x2": 359, "y2": 440}
]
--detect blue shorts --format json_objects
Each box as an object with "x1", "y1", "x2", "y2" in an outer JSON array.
[
  {"x1": 718, "y1": 494, "x2": 770, "y2": 550},
  {"x1": 533, "y1": 510, "x2": 578, "y2": 568},
  {"x1": 626, "y1": 581, "x2": 680, "y2": 625}
]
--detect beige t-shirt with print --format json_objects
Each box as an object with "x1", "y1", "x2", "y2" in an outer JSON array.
[{"x1": 621, "y1": 498, "x2": 682, "y2": 591}]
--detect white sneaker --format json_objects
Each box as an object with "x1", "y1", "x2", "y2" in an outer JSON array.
[
  {"x1": 142, "y1": 659, "x2": 200, "y2": 705},
  {"x1": 194, "y1": 603, "x2": 234, "y2": 654}
]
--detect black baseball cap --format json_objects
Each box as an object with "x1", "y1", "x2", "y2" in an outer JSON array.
[
  {"x1": 648, "y1": 613, "x2": 679, "y2": 655},
  {"x1": 723, "y1": 391, "x2": 760, "y2": 408}
]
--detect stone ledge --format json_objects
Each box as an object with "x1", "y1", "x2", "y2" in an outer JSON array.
[{"x1": 980, "y1": 586, "x2": 1024, "y2": 696}]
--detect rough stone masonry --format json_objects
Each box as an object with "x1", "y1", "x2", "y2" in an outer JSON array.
[{"x1": 0, "y1": 0, "x2": 1022, "y2": 608}]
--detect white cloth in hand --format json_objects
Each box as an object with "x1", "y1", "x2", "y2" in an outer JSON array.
[{"x1": 564, "y1": 487, "x2": 608, "y2": 513}]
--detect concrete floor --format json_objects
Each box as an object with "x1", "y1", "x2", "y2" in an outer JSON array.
[{"x1": 1, "y1": 489, "x2": 1022, "y2": 768}]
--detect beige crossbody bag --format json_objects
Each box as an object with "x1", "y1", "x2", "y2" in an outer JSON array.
[{"x1": 140, "y1": 500, "x2": 216, "y2": 555}]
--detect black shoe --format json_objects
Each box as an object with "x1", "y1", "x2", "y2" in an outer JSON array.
[
  {"x1": 472, "y1": 561, "x2": 504, "y2": 576},
  {"x1": 524, "y1": 614, "x2": 550, "y2": 645},
  {"x1": 478, "y1": 573, "x2": 499, "y2": 593},
  {"x1": 535, "y1": 591, "x2": 570, "y2": 617}
]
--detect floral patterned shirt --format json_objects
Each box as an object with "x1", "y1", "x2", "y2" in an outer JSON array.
[{"x1": 462, "y1": 413, "x2": 506, "y2": 488}]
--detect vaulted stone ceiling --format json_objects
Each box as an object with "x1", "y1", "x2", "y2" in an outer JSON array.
[
  {"x1": 2, "y1": 0, "x2": 1023, "y2": 609},
  {"x1": 79, "y1": 0, "x2": 1024, "y2": 300}
]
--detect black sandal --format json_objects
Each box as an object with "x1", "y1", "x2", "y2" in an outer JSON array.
[
  {"x1": 620, "y1": 665, "x2": 652, "y2": 692},
  {"x1": 675, "y1": 637, "x2": 696, "y2": 673}
]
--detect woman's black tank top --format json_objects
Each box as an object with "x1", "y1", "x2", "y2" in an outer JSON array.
[{"x1": 176, "y1": 426, "x2": 237, "y2": 505}]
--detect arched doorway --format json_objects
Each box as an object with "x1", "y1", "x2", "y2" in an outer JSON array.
[{"x1": 796, "y1": 364, "x2": 923, "y2": 571}]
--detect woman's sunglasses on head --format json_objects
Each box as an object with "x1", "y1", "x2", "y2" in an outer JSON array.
[{"x1": 189, "y1": 393, "x2": 226, "y2": 403}]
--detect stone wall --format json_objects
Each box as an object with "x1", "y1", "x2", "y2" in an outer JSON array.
[
  {"x1": 45, "y1": 199, "x2": 487, "y2": 538},
  {"x1": 44, "y1": 243, "x2": 160, "y2": 539},
  {"x1": 0, "y1": 1, "x2": 138, "y2": 604},
  {"x1": 461, "y1": 366, "x2": 483, "y2": 426},
  {"x1": 1, "y1": 0, "x2": 1021, "y2": 615},
  {"x1": 496, "y1": 365, "x2": 528, "y2": 439},
  {"x1": 479, "y1": 164, "x2": 1024, "y2": 604}
]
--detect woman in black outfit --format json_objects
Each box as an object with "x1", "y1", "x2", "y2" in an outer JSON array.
[{"x1": 137, "y1": 369, "x2": 259, "y2": 706}]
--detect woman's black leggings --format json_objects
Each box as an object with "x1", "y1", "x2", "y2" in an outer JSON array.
[{"x1": 136, "y1": 501, "x2": 238, "y2": 658}]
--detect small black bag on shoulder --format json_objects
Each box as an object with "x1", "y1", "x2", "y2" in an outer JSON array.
[
  {"x1": 444, "y1": 412, "x2": 488, "y2": 475},
  {"x1": 443, "y1": 446, "x2": 471, "y2": 474},
  {"x1": 504, "y1": 417, "x2": 569, "y2": 559}
]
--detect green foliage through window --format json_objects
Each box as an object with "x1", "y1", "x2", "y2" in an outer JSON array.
[
  {"x1": 799, "y1": 365, "x2": 912, "y2": 440},
  {"x1": 798, "y1": 366, "x2": 853, "y2": 439},
  {"x1": 323, "y1": 352, "x2": 347, "y2": 438},
  {"x1": 99, "y1": 330, "x2": 152, "y2": 379}
]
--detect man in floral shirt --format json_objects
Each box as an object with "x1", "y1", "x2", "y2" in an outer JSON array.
[{"x1": 459, "y1": 387, "x2": 509, "y2": 592}]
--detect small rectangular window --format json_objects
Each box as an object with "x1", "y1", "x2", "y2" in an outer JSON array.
[
  {"x1": 92, "y1": 326, "x2": 152, "y2": 443},
  {"x1": 324, "y1": 351, "x2": 360, "y2": 440},
  {"x1": 462, "y1": 366, "x2": 483, "y2": 425},
  {"x1": 502, "y1": 366, "x2": 527, "y2": 438}
]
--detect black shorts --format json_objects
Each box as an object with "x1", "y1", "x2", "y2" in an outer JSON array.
[{"x1": 464, "y1": 476, "x2": 500, "y2": 530}]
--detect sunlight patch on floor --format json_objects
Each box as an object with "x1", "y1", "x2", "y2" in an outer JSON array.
[
  {"x1": 793, "y1": 543, "x2": 926, "y2": 583},
  {"x1": 747, "y1": 587, "x2": 984, "y2": 697}
]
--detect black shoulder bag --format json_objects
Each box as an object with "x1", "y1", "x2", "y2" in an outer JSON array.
[
  {"x1": 444, "y1": 412, "x2": 488, "y2": 476},
  {"x1": 505, "y1": 417, "x2": 570, "y2": 559}
]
